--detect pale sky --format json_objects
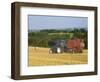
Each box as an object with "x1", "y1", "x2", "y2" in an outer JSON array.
[{"x1": 28, "y1": 15, "x2": 88, "y2": 30}]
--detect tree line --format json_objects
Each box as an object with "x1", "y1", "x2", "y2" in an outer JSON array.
[{"x1": 28, "y1": 28, "x2": 88, "y2": 49}]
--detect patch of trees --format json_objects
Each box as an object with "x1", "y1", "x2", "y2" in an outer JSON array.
[{"x1": 28, "y1": 28, "x2": 88, "y2": 49}]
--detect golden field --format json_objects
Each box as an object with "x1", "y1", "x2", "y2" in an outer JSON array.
[{"x1": 28, "y1": 46, "x2": 88, "y2": 66}]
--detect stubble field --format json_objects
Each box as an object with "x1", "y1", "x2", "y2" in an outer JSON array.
[{"x1": 28, "y1": 47, "x2": 88, "y2": 66}]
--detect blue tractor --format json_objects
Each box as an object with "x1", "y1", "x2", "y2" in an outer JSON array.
[{"x1": 48, "y1": 40, "x2": 67, "y2": 53}]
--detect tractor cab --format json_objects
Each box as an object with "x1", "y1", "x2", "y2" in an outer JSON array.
[{"x1": 48, "y1": 40, "x2": 66, "y2": 53}]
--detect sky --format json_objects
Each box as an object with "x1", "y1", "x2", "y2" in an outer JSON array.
[{"x1": 28, "y1": 15, "x2": 88, "y2": 30}]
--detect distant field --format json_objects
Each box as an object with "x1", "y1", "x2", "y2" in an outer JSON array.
[
  {"x1": 48, "y1": 32, "x2": 73, "y2": 35},
  {"x1": 28, "y1": 46, "x2": 88, "y2": 66}
]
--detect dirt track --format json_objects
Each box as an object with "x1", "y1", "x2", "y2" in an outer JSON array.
[{"x1": 28, "y1": 47, "x2": 88, "y2": 66}]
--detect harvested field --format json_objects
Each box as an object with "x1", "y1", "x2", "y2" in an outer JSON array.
[{"x1": 28, "y1": 47, "x2": 88, "y2": 66}]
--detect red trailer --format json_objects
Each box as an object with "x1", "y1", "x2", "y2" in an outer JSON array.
[{"x1": 67, "y1": 38, "x2": 83, "y2": 53}]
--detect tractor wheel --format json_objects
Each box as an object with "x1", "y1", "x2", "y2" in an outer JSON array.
[{"x1": 49, "y1": 49, "x2": 53, "y2": 54}]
